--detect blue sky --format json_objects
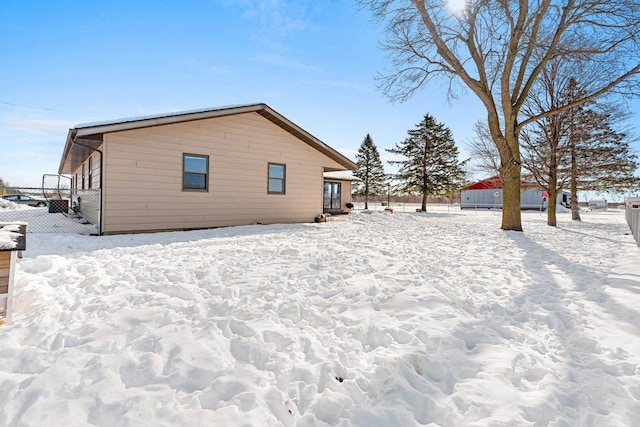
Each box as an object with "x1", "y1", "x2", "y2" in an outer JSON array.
[
  {"x1": 0, "y1": 0, "x2": 636, "y2": 189},
  {"x1": 0, "y1": 0, "x2": 489, "y2": 187}
]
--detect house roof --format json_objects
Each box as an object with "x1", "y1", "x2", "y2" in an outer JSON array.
[
  {"x1": 461, "y1": 176, "x2": 537, "y2": 191},
  {"x1": 461, "y1": 176, "x2": 502, "y2": 190},
  {"x1": 58, "y1": 103, "x2": 357, "y2": 174}
]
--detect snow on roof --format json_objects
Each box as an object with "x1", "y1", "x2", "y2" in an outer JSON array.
[
  {"x1": 74, "y1": 103, "x2": 260, "y2": 129},
  {"x1": 323, "y1": 171, "x2": 362, "y2": 181}
]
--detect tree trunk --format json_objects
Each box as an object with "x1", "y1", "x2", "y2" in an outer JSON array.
[
  {"x1": 547, "y1": 187, "x2": 557, "y2": 226},
  {"x1": 364, "y1": 180, "x2": 369, "y2": 210},
  {"x1": 570, "y1": 141, "x2": 581, "y2": 221},
  {"x1": 501, "y1": 168, "x2": 523, "y2": 231},
  {"x1": 547, "y1": 143, "x2": 558, "y2": 227},
  {"x1": 570, "y1": 192, "x2": 580, "y2": 220},
  {"x1": 421, "y1": 193, "x2": 427, "y2": 212},
  {"x1": 489, "y1": 114, "x2": 523, "y2": 231}
]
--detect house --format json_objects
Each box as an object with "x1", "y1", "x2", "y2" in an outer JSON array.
[
  {"x1": 58, "y1": 103, "x2": 356, "y2": 234},
  {"x1": 461, "y1": 176, "x2": 570, "y2": 211},
  {"x1": 322, "y1": 171, "x2": 360, "y2": 214}
]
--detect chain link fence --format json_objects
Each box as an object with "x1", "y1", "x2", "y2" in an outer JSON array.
[
  {"x1": 350, "y1": 202, "x2": 461, "y2": 213},
  {"x1": 0, "y1": 187, "x2": 101, "y2": 234}
]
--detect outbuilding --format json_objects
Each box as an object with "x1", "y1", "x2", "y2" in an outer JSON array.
[
  {"x1": 58, "y1": 104, "x2": 356, "y2": 234},
  {"x1": 461, "y1": 176, "x2": 570, "y2": 211}
]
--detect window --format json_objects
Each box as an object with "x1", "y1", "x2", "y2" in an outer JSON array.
[
  {"x1": 88, "y1": 157, "x2": 93, "y2": 189},
  {"x1": 74, "y1": 174, "x2": 78, "y2": 189},
  {"x1": 268, "y1": 163, "x2": 286, "y2": 194},
  {"x1": 183, "y1": 154, "x2": 209, "y2": 190},
  {"x1": 81, "y1": 163, "x2": 85, "y2": 189},
  {"x1": 324, "y1": 182, "x2": 341, "y2": 210}
]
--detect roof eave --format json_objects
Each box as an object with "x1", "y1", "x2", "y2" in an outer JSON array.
[
  {"x1": 256, "y1": 106, "x2": 356, "y2": 170},
  {"x1": 59, "y1": 103, "x2": 356, "y2": 173},
  {"x1": 74, "y1": 103, "x2": 267, "y2": 137},
  {"x1": 58, "y1": 130, "x2": 76, "y2": 174}
]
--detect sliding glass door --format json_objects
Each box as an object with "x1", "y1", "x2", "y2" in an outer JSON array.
[{"x1": 323, "y1": 182, "x2": 341, "y2": 210}]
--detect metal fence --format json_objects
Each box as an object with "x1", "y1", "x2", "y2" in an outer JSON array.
[
  {"x1": 350, "y1": 202, "x2": 462, "y2": 213},
  {"x1": 0, "y1": 187, "x2": 101, "y2": 234},
  {"x1": 626, "y1": 207, "x2": 640, "y2": 247}
]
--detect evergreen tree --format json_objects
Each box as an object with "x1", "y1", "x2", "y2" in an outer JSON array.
[
  {"x1": 568, "y1": 104, "x2": 639, "y2": 220},
  {"x1": 353, "y1": 134, "x2": 387, "y2": 209},
  {"x1": 522, "y1": 73, "x2": 639, "y2": 223},
  {"x1": 387, "y1": 114, "x2": 465, "y2": 211}
]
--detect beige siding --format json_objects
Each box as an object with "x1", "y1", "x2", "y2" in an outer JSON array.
[
  {"x1": 71, "y1": 151, "x2": 101, "y2": 190},
  {"x1": 342, "y1": 181, "x2": 353, "y2": 210},
  {"x1": 70, "y1": 150, "x2": 102, "y2": 226},
  {"x1": 101, "y1": 112, "x2": 346, "y2": 233}
]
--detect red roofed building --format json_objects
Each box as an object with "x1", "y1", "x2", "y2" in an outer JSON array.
[{"x1": 461, "y1": 176, "x2": 569, "y2": 211}]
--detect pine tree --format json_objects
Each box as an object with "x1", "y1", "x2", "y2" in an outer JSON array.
[
  {"x1": 353, "y1": 134, "x2": 387, "y2": 209},
  {"x1": 387, "y1": 114, "x2": 465, "y2": 211},
  {"x1": 569, "y1": 107, "x2": 639, "y2": 216},
  {"x1": 522, "y1": 73, "x2": 639, "y2": 223},
  {"x1": 563, "y1": 79, "x2": 639, "y2": 220}
]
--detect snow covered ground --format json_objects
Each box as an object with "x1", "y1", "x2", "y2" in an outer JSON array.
[{"x1": 1, "y1": 208, "x2": 639, "y2": 426}]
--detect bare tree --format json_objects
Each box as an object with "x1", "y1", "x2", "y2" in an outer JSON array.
[
  {"x1": 0, "y1": 177, "x2": 7, "y2": 194},
  {"x1": 465, "y1": 120, "x2": 501, "y2": 177},
  {"x1": 522, "y1": 66, "x2": 639, "y2": 224},
  {"x1": 359, "y1": 0, "x2": 640, "y2": 231},
  {"x1": 520, "y1": 59, "x2": 574, "y2": 226}
]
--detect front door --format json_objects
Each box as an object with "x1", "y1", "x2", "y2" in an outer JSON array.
[{"x1": 323, "y1": 182, "x2": 341, "y2": 211}]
